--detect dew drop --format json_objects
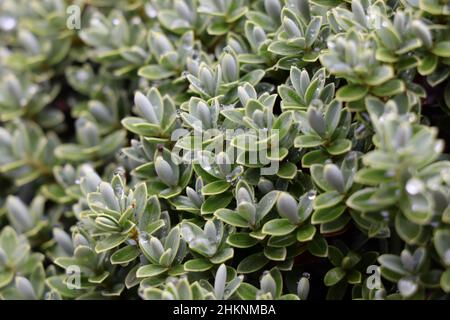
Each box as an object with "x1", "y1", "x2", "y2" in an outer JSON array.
[
  {"x1": 0, "y1": 16, "x2": 16, "y2": 31},
  {"x1": 76, "y1": 70, "x2": 89, "y2": 82},
  {"x1": 434, "y1": 140, "x2": 444, "y2": 153},
  {"x1": 405, "y1": 178, "x2": 424, "y2": 195},
  {"x1": 302, "y1": 272, "x2": 311, "y2": 279},
  {"x1": 27, "y1": 85, "x2": 38, "y2": 97},
  {"x1": 203, "y1": 162, "x2": 213, "y2": 172},
  {"x1": 407, "y1": 113, "x2": 417, "y2": 123},
  {"x1": 114, "y1": 167, "x2": 125, "y2": 176},
  {"x1": 307, "y1": 190, "x2": 316, "y2": 200}
]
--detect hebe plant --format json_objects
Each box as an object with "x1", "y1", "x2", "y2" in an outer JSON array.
[{"x1": 0, "y1": 0, "x2": 449, "y2": 300}]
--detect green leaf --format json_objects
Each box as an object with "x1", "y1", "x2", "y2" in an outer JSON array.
[
  {"x1": 346, "y1": 270, "x2": 362, "y2": 284},
  {"x1": 136, "y1": 265, "x2": 168, "y2": 278},
  {"x1": 313, "y1": 191, "x2": 344, "y2": 210},
  {"x1": 277, "y1": 162, "x2": 298, "y2": 179},
  {"x1": 0, "y1": 270, "x2": 14, "y2": 289},
  {"x1": 121, "y1": 117, "x2": 161, "y2": 136},
  {"x1": 355, "y1": 168, "x2": 393, "y2": 185},
  {"x1": 376, "y1": 48, "x2": 397, "y2": 63},
  {"x1": 395, "y1": 213, "x2": 425, "y2": 245},
  {"x1": 311, "y1": 205, "x2": 346, "y2": 224},
  {"x1": 268, "y1": 41, "x2": 301, "y2": 56},
  {"x1": 184, "y1": 259, "x2": 213, "y2": 272},
  {"x1": 207, "y1": 21, "x2": 228, "y2": 35},
  {"x1": 434, "y1": 229, "x2": 450, "y2": 267},
  {"x1": 236, "y1": 282, "x2": 258, "y2": 299},
  {"x1": 210, "y1": 248, "x2": 234, "y2": 264},
  {"x1": 294, "y1": 134, "x2": 324, "y2": 148},
  {"x1": 138, "y1": 65, "x2": 175, "y2": 80},
  {"x1": 346, "y1": 188, "x2": 388, "y2": 212},
  {"x1": 264, "y1": 246, "x2": 287, "y2": 261},
  {"x1": 296, "y1": 224, "x2": 317, "y2": 242},
  {"x1": 95, "y1": 234, "x2": 129, "y2": 253},
  {"x1": 310, "y1": 164, "x2": 333, "y2": 192},
  {"x1": 364, "y1": 65, "x2": 394, "y2": 86},
  {"x1": 325, "y1": 139, "x2": 352, "y2": 155},
  {"x1": 376, "y1": 26, "x2": 401, "y2": 50},
  {"x1": 441, "y1": 269, "x2": 450, "y2": 293},
  {"x1": 256, "y1": 191, "x2": 279, "y2": 221},
  {"x1": 328, "y1": 246, "x2": 344, "y2": 267},
  {"x1": 202, "y1": 180, "x2": 230, "y2": 195},
  {"x1": 201, "y1": 193, "x2": 233, "y2": 215},
  {"x1": 262, "y1": 219, "x2": 297, "y2": 236},
  {"x1": 418, "y1": 54, "x2": 438, "y2": 76},
  {"x1": 378, "y1": 254, "x2": 408, "y2": 275},
  {"x1": 147, "y1": 220, "x2": 165, "y2": 235},
  {"x1": 320, "y1": 215, "x2": 351, "y2": 235},
  {"x1": 46, "y1": 276, "x2": 81, "y2": 299},
  {"x1": 307, "y1": 234, "x2": 328, "y2": 257},
  {"x1": 215, "y1": 208, "x2": 249, "y2": 228},
  {"x1": 371, "y1": 79, "x2": 405, "y2": 97},
  {"x1": 324, "y1": 100, "x2": 342, "y2": 135},
  {"x1": 432, "y1": 42, "x2": 450, "y2": 58},
  {"x1": 336, "y1": 84, "x2": 368, "y2": 102},
  {"x1": 324, "y1": 267, "x2": 346, "y2": 286},
  {"x1": 268, "y1": 234, "x2": 298, "y2": 247},
  {"x1": 237, "y1": 253, "x2": 269, "y2": 273},
  {"x1": 88, "y1": 272, "x2": 109, "y2": 284},
  {"x1": 241, "y1": 69, "x2": 265, "y2": 85},
  {"x1": 110, "y1": 246, "x2": 140, "y2": 265},
  {"x1": 227, "y1": 233, "x2": 259, "y2": 248},
  {"x1": 302, "y1": 150, "x2": 329, "y2": 168}
]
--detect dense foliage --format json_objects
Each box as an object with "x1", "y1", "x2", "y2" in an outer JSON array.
[{"x1": 0, "y1": 0, "x2": 449, "y2": 300}]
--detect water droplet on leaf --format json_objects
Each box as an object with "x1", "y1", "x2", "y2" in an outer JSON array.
[{"x1": 406, "y1": 178, "x2": 424, "y2": 195}]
